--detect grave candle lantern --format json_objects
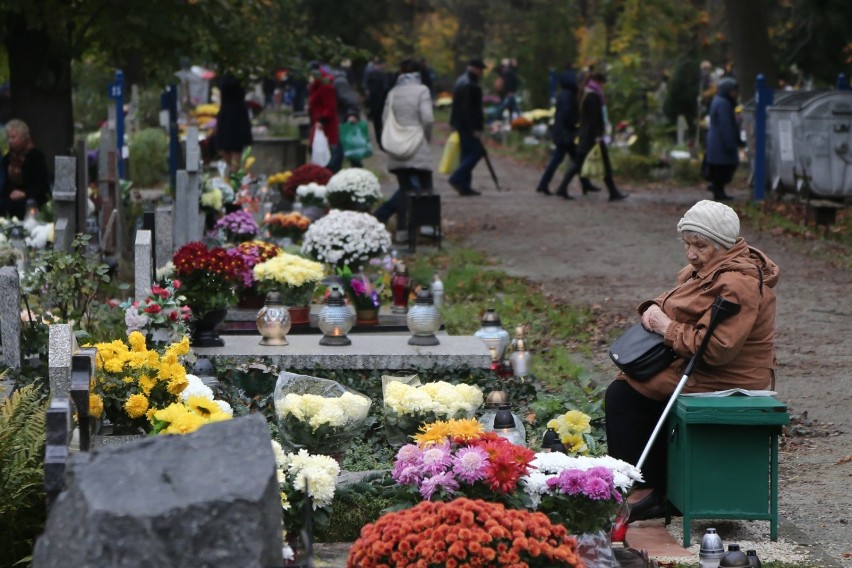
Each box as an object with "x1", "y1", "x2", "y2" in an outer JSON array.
[
  {"x1": 406, "y1": 289, "x2": 441, "y2": 346},
  {"x1": 474, "y1": 309, "x2": 511, "y2": 360},
  {"x1": 390, "y1": 262, "x2": 411, "y2": 314},
  {"x1": 318, "y1": 289, "x2": 354, "y2": 346},
  {"x1": 256, "y1": 291, "x2": 291, "y2": 346}
]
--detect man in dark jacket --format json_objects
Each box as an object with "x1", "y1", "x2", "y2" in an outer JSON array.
[
  {"x1": 704, "y1": 77, "x2": 744, "y2": 201},
  {"x1": 535, "y1": 69, "x2": 599, "y2": 195},
  {"x1": 332, "y1": 69, "x2": 363, "y2": 169},
  {"x1": 448, "y1": 58, "x2": 487, "y2": 197}
]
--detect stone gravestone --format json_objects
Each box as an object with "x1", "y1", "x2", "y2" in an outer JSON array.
[
  {"x1": 154, "y1": 203, "x2": 174, "y2": 270},
  {"x1": 676, "y1": 114, "x2": 688, "y2": 147},
  {"x1": 32, "y1": 414, "x2": 284, "y2": 568},
  {"x1": 48, "y1": 324, "x2": 78, "y2": 401},
  {"x1": 134, "y1": 229, "x2": 153, "y2": 301},
  {"x1": 0, "y1": 266, "x2": 21, "y2": 371},
  {"x1": 98, "y1": 120, "x2": 121, "y2": 256},
  {"x1": 75, "y1": 138, "x2": 90, "y2": 236},
  {"x1": 43, "y1": 399, "x2": 72, "y2": 512},
  {"x1": 53, "y1": 156, "x2": 77, "y2": 253}
]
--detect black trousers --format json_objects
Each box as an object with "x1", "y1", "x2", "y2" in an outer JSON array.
[{"x1": 604, "y1": 380, "x2": 669, "y2": 492}]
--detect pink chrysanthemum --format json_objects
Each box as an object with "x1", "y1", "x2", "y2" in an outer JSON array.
[
  {"x1": 419, "y1": 471, "x2": 460, "y2": 501},
  {"x1": 451, "y1": 446, "x2": 489, "y2": 484}
]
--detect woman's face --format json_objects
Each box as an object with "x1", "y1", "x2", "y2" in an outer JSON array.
[
  {"x1": 6, "y1": 128, "x2": 26, "y2": 151},
  {"x1": 683, "y1": 233, "x2": 721, "y2": 271}
]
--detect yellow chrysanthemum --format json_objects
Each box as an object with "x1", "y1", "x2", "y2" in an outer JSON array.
[
  {"x1": 153, "y1": 402, "x2": 190, "y2": 425},
  {"x1": 122, "y1": 375, "x2": 134, "y2": 384},
  {"x1": 138, "y1": 374, "x2": 156, "y2": 395},
  {"x1": 414, "y1": 420, "x2": 452, "y2": 445},
  {"x1": 562, "y1": 409, "x2": 592, "y2": 434},
  {"x1": 89, "y1": 394, "x2": 104, "y2": 418},
  {"x1": 186, "y1": 395, "x2": 221, "y2": 418},
  {"x1": 447, "y1": 418, "x2": 483, "y2": 441},
  {"x1": 167, "y1": 375, "x2": 188, "y2": 396},
  {"x1": 124, "y1": 393, "x2": 149, "y2": 419},
  {"x1": 128, "y1": 331, "x2": 147, "y2": 352},
  {"x1": 104, "y1": 358, "x2": 125, "y2": 373},
  {"x1": 163, "y1": 412, "x2": 206, "y2": 435},
  {"x1": 561, "y1": 432, "x2": 588, "y2": 454}
]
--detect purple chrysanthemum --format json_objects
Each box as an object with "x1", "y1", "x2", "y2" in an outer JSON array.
[
  {"x1": 419, "y1": 471, "x2": 460, "y2": 501},
  {"x1": 396, "y1": 443, "x2": 422, "y2": 464},
  {"x1": 451, "y1": 446, "x2": 489, "y2": 484},
  {"x1": 586, "y1": 466, "x2": 614, "y2": 483},
  {"x1": 392, "y1": 462, "x2": 425, "y2": 485},
  {"x1": 419, "y1": 442, "x2": 452, "y2": 475},
  {"x1": 581, "y1": 475, "x2": 612, "y2": 500},
  {"x1": 547, "y1": 468, "x2": 586, "y2": 495}
]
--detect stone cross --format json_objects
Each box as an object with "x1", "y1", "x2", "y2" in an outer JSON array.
[
  {"x1": 53, "y1": 156, "x2": 77, "y2": 253},
  {"x1": 134, "y1": 230, "x2": 153, "y2": 301},
  {"x1": 48, "y1": 324, "x2": 78, "y2": 401},
  {"x1": 173, "y1": 127, "x2": 203, "y2": 248},
  {"x1": 44, "y1": 398, "x2": 71, "y2": 512},
  {"x1": 0, "y1": 266, "x2": 21, "y2": 370}
]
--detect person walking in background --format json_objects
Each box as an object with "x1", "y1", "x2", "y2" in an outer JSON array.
[
  {"x1": 535, "y1": 67, "x2": 598, "y2": 196},
  {"x1": 1, "y1": 119, "x2": 50, "y2": 220},
  {"x1": 374, "y1": 58, "x2": 433, "y2": 243},
  {"x1": 419, "y1": 57, "x2": 435, "y2": 100},
  {"x1": 214, "y1": 73, "x2": 253, "y2": 173},
  {"x1": 704, "y1": 77, "x2": 744, "y2": 201},
  {"x1": 365, "y1": 58, "x2": 391, "y2": 151},
  {"x1": 496, "y1": 58, "x2": 521, "y2": 119},
  {"x1": 307, "y1": 62, "x2": 340, "y2": 172},
  {"x1": 331, "y1": 66, "x2": 363, "y2": 169},
  {"x1": 448, "y1": 58, "x2": 487, "y2": 197},
  {"x1": 554, "y1": 71, "x2": 628, "y2": 201}
]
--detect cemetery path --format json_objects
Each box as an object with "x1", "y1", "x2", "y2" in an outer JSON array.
[{"x1": 382, "y1": 133, "x2": 852, "y2": 565}]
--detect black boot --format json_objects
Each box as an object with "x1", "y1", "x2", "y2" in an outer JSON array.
[
  {"x1": 581, "y1": 177, "x2": 602, "y2": 195},
  {"x1": 605, "y1": 176, "x2": 628, "y2": 201}
]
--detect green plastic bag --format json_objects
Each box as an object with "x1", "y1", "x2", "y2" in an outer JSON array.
[
  {"x1": 339, "y1": 120, "x2": 373, "y2": 161},
  {"x1": 580, "y1": 143, "x2": 604, "y2": 181}
]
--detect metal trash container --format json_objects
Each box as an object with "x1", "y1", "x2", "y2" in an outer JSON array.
[
  {"x1": 766, "y1": 91, "x2": 828, "y2": 193},
  {"x1": 742, "y1": 91, "x2": 799, "y2": 188},
  {"x1": 796, "y1": 90, "x2": 852, "y2": 198}
]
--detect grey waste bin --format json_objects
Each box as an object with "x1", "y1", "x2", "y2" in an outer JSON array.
[
  {"x1": 797, "y1": 91, "x2": 852, "y2": 198},
  {"x1": 766, "y1": 91, "x2": 828, "y2": 193},
  {"x1": 742, "y1": 91, "x2": 799, "y2": 189}
]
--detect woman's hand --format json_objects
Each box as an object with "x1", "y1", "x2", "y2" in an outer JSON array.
[
  {"x1": 641, "y1": 304, "x2": 672, "y2": 336},
  {"x1": 9, "y1": 190, "x2": 26, "y2": 201}
]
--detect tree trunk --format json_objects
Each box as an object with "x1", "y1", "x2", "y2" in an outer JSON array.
[
  {"x1": 723, "y1": 0, "x2": 777, "y2": 101},
  {"x1": 5, "y1": 12, "x2": 75, "y2": 180}
]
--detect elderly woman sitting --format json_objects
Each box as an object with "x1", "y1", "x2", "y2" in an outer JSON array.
[
  {"x1": 1, "y1": 119, "x2": 50, "y2": 220},
  {"x1": 605, "y1": 200, "x2": 780, "y2": 522}
]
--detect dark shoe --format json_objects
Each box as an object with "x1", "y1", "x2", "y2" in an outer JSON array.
[
  {"x1": 536, "y1": 186, "x2": 552, "y2": 195},
  {"x1": 449, "y1": 181, "x2": 464, "y2": 195},
  {"x1": 609, "y1": 191, "x2": 629, "y2": 202},
  {"x1": 582, "y1": 183, "x2": 602, "y2": 195},
  {"x1": 555, "y1": 191, "x2": 574, "y2": 200},
  {"x1": 627, "y1": 491, "x2": 665, "y2": 523},
  {"x1": 713, "y1": 192, "x2": 734, "y2": 201},
  {"x1": 459, "y1": 188, "x2": 481, "y2": 196}
]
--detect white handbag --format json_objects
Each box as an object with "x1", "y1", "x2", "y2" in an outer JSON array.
[
  {"x1": 311, "y1": 126, "x2": 331, "y2": 167},
  {"x1": 381, "y1": 90, "x2": 424, "y2": 160}
]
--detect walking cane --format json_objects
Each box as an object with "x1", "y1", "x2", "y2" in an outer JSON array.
[{"x1": 635, "y1": 296, "x2": 741, "y2": 471}]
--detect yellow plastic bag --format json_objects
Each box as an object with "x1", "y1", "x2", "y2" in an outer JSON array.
[
  {"x1": 438, "y1": 132, "x2": 461, "y2": 174},
  {"x1": 580, "y1": 143, "x2": 604, "y2": 181}
]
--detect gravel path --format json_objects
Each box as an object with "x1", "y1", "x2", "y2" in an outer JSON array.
[{"x1": 375, "y1": 131, "x2": 852, "y2": 566}]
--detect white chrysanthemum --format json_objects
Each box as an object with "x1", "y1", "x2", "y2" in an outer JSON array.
[
  {"x1": 181, "y1": 374, "x2": 214, "y2": 401},
  {"x1": 300, "y1": 210, "x2": 391, "y2": 269},
  {"x1": 156, "y1": 262, "x2": 175, "y2": 280},
  {"x1": 325, "y1": 168, "x2": 381, "y2": 204},
  {"x1": 215, "y1": 399, "x2": 233, "y2": 416},
  {"x1": 309, "y1": 401, "x2": 346, "y2": 429},
  {"x1": 340, "y1": 392, "x2": 372, "y2": 421},
  {"x1": 296, "y1": 182, "x2": 327, "y2": 201},
  {"x1": 271, "y1": 440, "x2": 287, "y2": 468}
]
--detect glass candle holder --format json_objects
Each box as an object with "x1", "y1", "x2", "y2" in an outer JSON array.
[
  {"x1": 474, "y1": 308, "x2": 510, "y2": 360},
  {"x1": 406, "y1": 289, "x2": 441, "y2": 346},
  {"x1": 256, "y1": 292, "x2": 291, "y2": 346},
  {"x1": 390, "y1": 262, "x2": 411, "y2": 314},
  {"x1": 318, "y1": 289, "x2": 355, "y2": 346}
]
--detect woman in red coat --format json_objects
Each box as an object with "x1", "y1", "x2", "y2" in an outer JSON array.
[{"x1": 307, "y1": 64, "x2": 341, "y2": 172}]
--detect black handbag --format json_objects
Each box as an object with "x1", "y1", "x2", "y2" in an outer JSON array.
[{"x1": 608, "y1": 323, "x2": 677, "y2": 382}]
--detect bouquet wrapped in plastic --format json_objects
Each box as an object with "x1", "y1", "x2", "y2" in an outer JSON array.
[
  {"x1": 273, "y1": 371, "x2": 372, "y2": 458},
  {"x1": 382, "y1": 375, "x2": 484, "y2": 448}
]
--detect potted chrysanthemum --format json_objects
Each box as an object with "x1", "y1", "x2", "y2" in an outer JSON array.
[
  {"x1": 300, "y1": 209, "x2": 391, "y2": 271},
  {"x1": 324, "y1": 167, "x2": 382, "y2": 211},
  {"x1": 252, "y1": 251, "x2": 325, "y2": 325}
]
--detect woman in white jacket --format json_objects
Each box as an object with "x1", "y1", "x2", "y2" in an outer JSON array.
[{"x1": 373, "y1": 58, "x2": 434, "y2": 242}]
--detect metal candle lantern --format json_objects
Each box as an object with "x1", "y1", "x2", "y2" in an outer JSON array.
[
  {"x1": 256, "y1": 291, "x2": 291, "y2": 346},
  {"x1": 8, "y1": 225, "x2": 28, "y2": 275},
  {"x1": 390, "y1": 262, "x2": 411, "y2": 314},
  {"x1": 474, "y1": 308, "x2": 511, "y2": 360},
  {"x1": 478, "y1": 391, "x2": 527, "y2": 447},
  {"x1": 318, "y1": 289, "x2": 355, "y2": 346},
  {"x1": 406, "y1": 289, "x2": 441, "y2": 346}
]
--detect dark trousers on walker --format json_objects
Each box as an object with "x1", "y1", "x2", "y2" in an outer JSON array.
[
  {"x1": 374, "y1": 169, "x2": 433, "y2": 231},
  {"x1": 556, "y1": 140, "x2": 618, "y2": 197},
  {"x1": 605, "y1": 380, "x2": 669, "y2": 492}
]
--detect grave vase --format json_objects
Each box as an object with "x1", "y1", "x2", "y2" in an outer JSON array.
[
  {"x1": 573, "y1": 530, "x2": 616, "y2": 568},
  {"x1": 190, "y1": 306, "x2": 229, "y2": 347},
  {"x1": 355, "y1": 307, "x2": 379, "y2": 326},
  {"x1": 288, "y1": 306, "x2": 311, "y2": 326}
]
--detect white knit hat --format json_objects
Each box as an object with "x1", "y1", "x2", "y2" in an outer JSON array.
[{"x1": 677, "y1": 200, "x2": 740, "y2": 249}]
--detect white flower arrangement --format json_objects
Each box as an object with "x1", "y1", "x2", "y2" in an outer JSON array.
[
  {"x1": 520, "y1": 452, "x2": 644, "y2": 508},
  {"x1": 384, "y1": 380, "x2": 484, "y2": 418},
  {"x1": 324, "y1": 168, "x2": 382, "y2": 210},
  {"x1": 181, "y1": 374, "x2": 233, "y2": 416},
  {"x1": 275, "y1": 391, "x2": 371, "y2": 431},
  {"x1": 300, "y1": 209, "x2": 391, "y2": 269},
  {"x1": 296, "y1": 182, "x2": 328, "y2": 208}
]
